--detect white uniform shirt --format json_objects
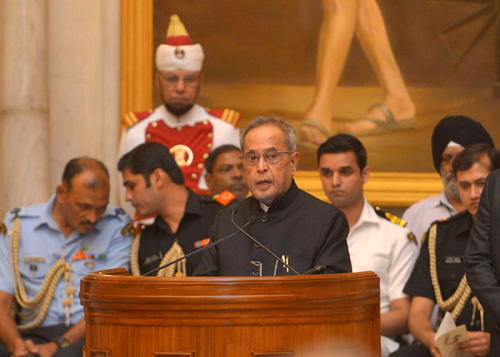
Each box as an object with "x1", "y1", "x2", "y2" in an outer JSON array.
[
  {"x1": 348, "y1": 199, "x2": 419, "y2": 356},
  {"x1": 118, "y1": 103, "x2": 240, "y2": 190},
  {"x1": 402, "y1": 190, "x2": 458, "y2": 244}
]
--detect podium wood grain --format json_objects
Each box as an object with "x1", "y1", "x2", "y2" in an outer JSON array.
[{"x1": 81, "y1": 269, "x2": 380, "y2": 356}]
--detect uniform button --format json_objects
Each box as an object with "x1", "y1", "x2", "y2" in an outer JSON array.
[
  {"x1": 177, "y1": 127, "x2": 182, "y2": 132},
  {"x1": 197, "y1": 163, "x2": 203, "y2": 169},
  {"x1": 152, "y1": 122, "x2": 158, "y2": 128},
  {"x1": 207, "y1": 133, "x2": 213, "y2": 138},
  {"x1": 191, "y1": 173, "x2": 198, "y2": 179},
  {"x1": 146, "y1": 134, "x2": 151, "y2": 139},
  {"x1": 254, "y1": 243, "x2": 260, "y2": 248},
  {"x1": 207, "y1": 143, "x2": 212, "y2": 149},
  {"x1": 203, "y1": 120, "x2": 208, "y2": 125},
  {"x1": 261, "y1": 215, "x2": 268, "y2": 223},
  {"x1": 203, "y1": 153, "x2": 209, "y2": 159}
]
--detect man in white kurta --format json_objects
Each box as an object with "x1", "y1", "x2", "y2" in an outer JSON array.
[{"x1": 317, "y1": 134, "x2": 418, "y2": 356}]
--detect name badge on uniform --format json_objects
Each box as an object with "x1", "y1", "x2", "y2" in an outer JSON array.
[
  {"x1": 443, "y1": 256, "x2": 464, "y2": 264},
  {"x1": 24, "y1": 256, "x2": 46, "y2": 263}
]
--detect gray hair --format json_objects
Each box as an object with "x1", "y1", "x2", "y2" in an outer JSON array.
[{"x1": 240, "y1": 116, "x2": 297, "y2": 152}]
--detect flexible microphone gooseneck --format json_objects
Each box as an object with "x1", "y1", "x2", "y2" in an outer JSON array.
[
  {"x1": 141, "y1": 215, "x2": 257, "y2": 276},
  {"x1": 230, "y1": 209, "x2": 301, "y2": 275}
]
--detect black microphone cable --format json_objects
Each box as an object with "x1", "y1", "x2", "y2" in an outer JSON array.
[{"x1": 230, "y1": 209, "x2": 300, "y2": 275}]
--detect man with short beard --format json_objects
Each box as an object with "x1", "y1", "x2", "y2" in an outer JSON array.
[
  {"x1": 402, "y1": 116, "x2": 494, "y2": 244},
  {"x1": 119, "y1": 14, "x2": 240, "y2": 199}
]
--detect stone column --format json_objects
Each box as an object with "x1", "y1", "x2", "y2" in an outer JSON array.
[
  {"x1": 48, "y1": 0, "x2": 120, "y2": 204},
  {"x1": 0, "y1": 0, "x2": 50, "y2": 218}
]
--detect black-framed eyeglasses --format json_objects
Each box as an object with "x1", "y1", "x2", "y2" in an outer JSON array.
[
  {"x1": 240, "y1": 151, "x2": 292, "y2": 166},
  {"x1": 160, "y1": 74, "x2": 200, "y2": 86}
]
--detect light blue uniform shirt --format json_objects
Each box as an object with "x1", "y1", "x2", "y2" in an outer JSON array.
[{"x1": 0, "y1": 195, "x2": 133, "y2": 327}]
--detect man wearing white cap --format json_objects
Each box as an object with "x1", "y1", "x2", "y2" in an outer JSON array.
[{"x1": 119, "y1": 14, "x2": 241, "y2": 201}]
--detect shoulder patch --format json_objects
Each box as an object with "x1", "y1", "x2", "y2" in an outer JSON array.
[
  {"x1": 115, "y1": 207, "x2": 127, "y2": 216},
  {"x1": 0, "y1": 222, "x2": 6, "y2": 235},
  {"x1": 213, "y1": 190, "x2": 236, "y2": 206},
  {"x1": 9, "y1": 207, "x2": 21, "y2": 218},
  {"x1": 374, "y1": 206, "x2": 407, "y2": 227},
  {"x1": 407, "y1": 232, "x2": 417, "y2": 245},
  {"x1": 122, "y1": 110, "x2": 153, "y2": 129},
  {"x1": 121, "y1": 222, "x2": 135, "y2": 237},
  {"x1": 206, "y1": 108, "x2": 241, "y2": 128}
]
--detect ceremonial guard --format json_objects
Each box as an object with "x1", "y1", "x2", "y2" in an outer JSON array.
[{"x1": 119, "y1": 14, "x2": 241, "y2": 195}]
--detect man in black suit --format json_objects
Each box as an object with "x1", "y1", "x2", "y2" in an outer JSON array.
[{"x1": 465, "y1": 167, "x2": 500, "y2": 353}]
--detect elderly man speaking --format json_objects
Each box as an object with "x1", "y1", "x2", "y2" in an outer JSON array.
[{"x1": 194, "y1": 117, "x2": 351, "y2": 276}]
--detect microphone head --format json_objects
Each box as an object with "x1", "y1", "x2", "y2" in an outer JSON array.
[{"x1": 247, "y1": 215, "x2": 258, "y2": 226}]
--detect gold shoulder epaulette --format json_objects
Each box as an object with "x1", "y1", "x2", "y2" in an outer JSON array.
[
  {"x1": 121, "y1": 222, "x2": 135, "y2": 237},
  {"x1": 122, "y1": 110, "x2": 153, "y2": 129},
  {"x1": 0, "y1": 222, "x2": 6, "y2": 235},
  {"x1": 213, "y1": 190, "x2": 236, "y2": 207},
  {"x1": 374, "y1": 206, "x2": 407, "y2": 227},
  {"x1": 206, "y1": 108, "x2": 241, "y2": 128}
]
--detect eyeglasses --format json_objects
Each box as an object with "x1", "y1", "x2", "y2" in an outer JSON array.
[
  {"x1": 160, "y1": 74, "x2": 200, "y2": 86},
  {"x1": 240, "y1": 151, "x2": 292, "y2": 166}
]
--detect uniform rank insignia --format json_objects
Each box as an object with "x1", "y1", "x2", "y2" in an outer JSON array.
[
  {"x1": 194, "y1": 238, "x2": 210, "y2": 248},
  {"x1": 0, "y1": 222, "x2": 6, "y2": 235},
  {"x1": 121, "y1": 222, "x2": 135, "y2": 237},
  {"x1": 407, "y1": 232, "x2": 417, "y2": 245}
]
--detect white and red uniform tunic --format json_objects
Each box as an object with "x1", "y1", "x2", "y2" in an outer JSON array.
[{"x1": 119, "y1": 104, "x2": 240, "y2": 191}]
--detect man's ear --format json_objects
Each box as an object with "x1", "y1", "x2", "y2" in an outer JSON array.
[
  {"x1": 205, "y1": 172, "x2": 213, "y2": 191},
  {"x1": 361, "y1": 165, "x2": 371, "y2": 184},
  {"x1": 290, "y1": 152, "x2": 300, "y2": 175},
  {"x1": 154, "y1": 71, "x2": 161, "y2": 91},
  {"x1": 55, "y1": 184, "x2": 67, "y2": 203},
  {"x1": 150, "y1": 168, "x2": 167, "y2": 189}
]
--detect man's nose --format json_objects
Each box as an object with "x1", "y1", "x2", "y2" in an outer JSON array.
[
  {"x1": 256, "y1": 156, "x2": 268, "y2": 172},
  {"x1": 331, "y1": 172, "x2": 341, "y2": 187},
  {"x1": 86, "y1": 209, "x2": 97, "y2": 224}
]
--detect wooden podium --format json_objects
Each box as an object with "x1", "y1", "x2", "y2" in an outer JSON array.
[{"x1": 80, "y1": 269, "x2": 380, "y2": 356}]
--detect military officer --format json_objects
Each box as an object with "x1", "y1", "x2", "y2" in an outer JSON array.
[
  {"x1": 395, "y1": 143, "x2": 500, "y2": 357},
  {"x1": 118, "y1": 142, "x2": 235, "y2": 277},
  {"x1": 0, "y1": 158, "x2": 133, "y2": 357},
  {"x1": 317, "y1": 134, "x2": 418, "y2": 356},
  {"x1": 204, "y1": 144, "x2": 249, "y2": 201}
]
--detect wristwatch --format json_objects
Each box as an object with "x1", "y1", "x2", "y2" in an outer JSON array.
[{"x1": 56, "y1": 336, "x2": 71, "y2": 348}]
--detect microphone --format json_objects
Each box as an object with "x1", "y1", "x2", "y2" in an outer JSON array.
[
  {"x1": 230, "y1": 209, "x2": 301, "y2": 275},
  {"x1": 303, "y1": 265, "x2": 326, "y2": 275},
  {"x1": 141, "y1": 214, "x2": 257, "y2": 276}
]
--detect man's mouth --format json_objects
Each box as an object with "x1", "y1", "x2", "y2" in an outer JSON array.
[{"x1": 256, "y1": 180, "x2": 271, "y2": 189}]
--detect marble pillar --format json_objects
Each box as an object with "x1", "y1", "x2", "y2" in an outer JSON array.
[
  {"x1": 48, "y1": 0, "x2": 120, "y2": 204},
  {"x1": 0, "y1": 0, "x2": 50, "y2": 218}
]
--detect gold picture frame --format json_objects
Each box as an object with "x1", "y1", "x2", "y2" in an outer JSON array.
[{"x1": 118, "y1": 0, "x2": 441, "y2": 207}]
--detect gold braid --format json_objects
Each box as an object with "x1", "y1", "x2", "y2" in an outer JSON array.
[
  {"x1": 130, "y1": 231, "x2": 185, "y2": 277},
  {"x1": 428, "y1": 223, "x2": 472, "y2": 322},
  {"x1": 10, "y1": 217, "x2": 75, "y2": 330}
]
